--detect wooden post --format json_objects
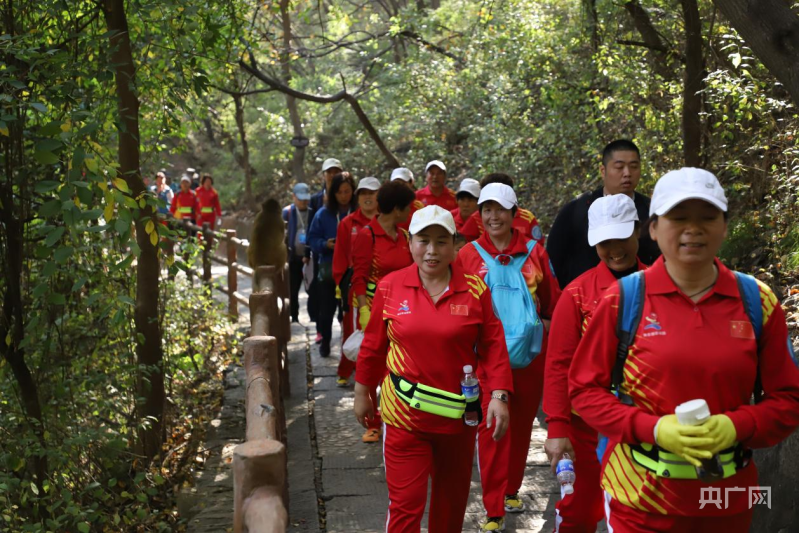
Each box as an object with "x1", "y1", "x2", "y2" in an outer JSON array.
[
  {"x1": 233, "y1": 440, "x2": 288, "y2": 533},
  {"x1": 254, "y1": 265, "x2": 278, "y2": 294},
  {"x1": 202, "y1": 222, "x2": 212, "y2": 286},
  {"x1": 249, "y1": 291, "x2": 277, "y2": 338},
  {"x1": 227, "y1": 229, "x2": 238, "y2": 318},
  {"x1": 243, "y1": 336, "x2": 283, "y2": 442}
]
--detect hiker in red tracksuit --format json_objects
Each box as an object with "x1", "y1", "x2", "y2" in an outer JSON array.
[
  {"x1": 415, "y1": 160, "x2": 457, "y2": 211},
  {"x1": 195, "y1": 174, "x2": 222, "y2": 230},
  {"x1": 459, "y1": 173, "x2": 545, "y2": 245},
  {"x1": 570, "y1": 168, "x2": 799, "y2": 532},
  {"x1": 170, "y1": 175, "x2": 198, "y2": 223},
  {"x1": 355, "y1": 205, "x2": 512, "y2": 533},
  {"x1": 449, "y1": 178, "x2": 480, "y2": 234},
  {"x1": 543, "y1": 194, "x2": 647, "y2": 532},
  {"x1": 458, "y1": 183, "x2": 561, "y2": 532},
  {"x1": 332, "y1": 177, "x2": 380, "y2": 386}
]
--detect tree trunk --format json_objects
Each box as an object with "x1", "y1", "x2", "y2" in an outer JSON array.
[
  {"x1": 681, "y1": 0, "x2": 704, "y2": 166},
  {"x1": 102, "y1": 0, "x2": 165, "y2": 462},
  {"x1": 233, "y1": 94, "x2": 253, "y2": 201},
  {"x1": 712, "y1": 0, "x2": 799, "y2": 107},
  {"x1": 280, "y1": 0, "x2": 306, "y2": 182},
  {"x1": 624, "y1": 1, "x2": 679, "y2": 81},
  {"x1": 583, "y1": 0, "x2": 600, "y2": 53}
]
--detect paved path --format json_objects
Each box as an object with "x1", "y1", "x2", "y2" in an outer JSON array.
[{"x1": 288, "y1": 295, "x2": 596, "y2": 533}]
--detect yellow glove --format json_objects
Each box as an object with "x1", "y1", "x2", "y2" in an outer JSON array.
[
  {"x1": 700, "y1": 414, "x2": 737, "y2": 455},
  {"x1": 358, "y1": 305, "x2": 371, "y2": 330},
  {"x1": 655, "y1": 415, "x2": 714, "y2": 467}
]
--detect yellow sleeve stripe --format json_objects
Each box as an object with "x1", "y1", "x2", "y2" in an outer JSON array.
[{"x1": 755, "y1": 279, "x2": 778, "y2": 325}]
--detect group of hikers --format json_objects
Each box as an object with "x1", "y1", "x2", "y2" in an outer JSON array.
[
  {"x1": 149, "y1": 168, "x2": 223, "y2": 230},
  {"x1": 283, "y1": 140, "x2": 799, "y2": 533}
]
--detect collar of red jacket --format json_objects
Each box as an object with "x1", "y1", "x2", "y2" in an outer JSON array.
[
  {"x1": 401, "y1": 261, "x2": 470, "y2": 295},
  {"x1": 646, "y1": 256, "x2": 738, "y2": 297},
  {"x1": 475, "y1": 228, "x2": 529, "y2": 256},
  {"x1": 350, "y1": 208, "x2": 373, "y2": 226}
]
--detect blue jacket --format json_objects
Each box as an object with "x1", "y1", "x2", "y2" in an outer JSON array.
[
  {"x1": 308, "y1": 205, "x2": 352, "y2": 263},
  {"x1": 282, "y1": 204, "x2": 315, "y2": 258}
]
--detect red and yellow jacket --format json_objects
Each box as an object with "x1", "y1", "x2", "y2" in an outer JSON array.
[
  {"x1": 351, "y1": 218, "x2": 413, "y2": 306},
  {"x1": 397, "y1": 199, "x2": 425, "y2": 231},
  {"x1": 356, "y1": 262, "x2": 514, "y2": 434},
  {"x1": 333, "y1": 209, "x2": 374, "y2": 286},
  {"x1": 170, "y1": 190, "x2": 197, "y2": 220},
  {"x1": 543, "y1": 259, "x2": 647, "y2": 438},
  {"x1": 569, "y1": 256, "x2": 799, "y2": 516},
  {"x1": 457, "y1": 229, "x2": 560, "y2": 318},
  {"x1": 460, "y1": 207, "x2": 544, "y2": 245},
  {"x1": 416, "y1": 185, "x2": 458, "y2": 211},
  {"x1": 195, "y1": 187, "x2": 221, "y2": 220},
  {"x1": 450, "y1": 207, "x2": 468, "y2": 234}
]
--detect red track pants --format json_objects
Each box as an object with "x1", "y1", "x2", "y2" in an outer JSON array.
[
  {"x1": 196, "y1": 215, "x2": 216, "y2": 230},
  {"x1": 554, "y1": 415, "x2": 604, "y2": 533},
  {"x1": 336, "y1": 307, "x2": 356, "y2": 379},
  {"x1": 604, "y1": 493, "x2": 753, "y2": 532},
  {"x1": 383, "y1": 423, "x2": 477, "y2": 533},
  {"x1": 477, "y1": 351, "x2": 546, "y2": 517}
]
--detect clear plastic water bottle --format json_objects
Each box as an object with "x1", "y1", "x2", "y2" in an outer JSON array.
[
  {"x1": 556, "y1": 453, "x2": 576, "y2": 498},
  {"x1": 461, "y1": 365, "x2": 480, "y2": 427}
]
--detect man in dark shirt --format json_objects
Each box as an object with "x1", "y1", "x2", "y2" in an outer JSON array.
[{"x1": 546, "y1": 140, "x2": 661, "y2": 289}]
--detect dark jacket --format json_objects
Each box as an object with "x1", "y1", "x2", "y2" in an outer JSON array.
[
  {"x1": 310, "y1": 188, "x2": 325, "y2": 213},
  {"x1": 308, "y1": 205, "x2": 352, "y2": 264},
  {"x1": 282, "y1": 204, "x2": 314, "y2": 259},
  {"x1": 546, "y1": 188, "x2": 661, "y2": 289}
]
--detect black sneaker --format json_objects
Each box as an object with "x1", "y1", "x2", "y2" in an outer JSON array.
[{"x1": 320, "y1": 340, "x2": 331, "y2": 357}]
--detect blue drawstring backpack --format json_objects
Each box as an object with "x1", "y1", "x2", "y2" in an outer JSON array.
[{"x1": 472, "y1": 240, "x2": 544, "y2": 369}]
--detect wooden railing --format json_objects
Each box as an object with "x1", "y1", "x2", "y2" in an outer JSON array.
[{"x1": 173, "y1": 219, "x2": 291, "y2": 532}]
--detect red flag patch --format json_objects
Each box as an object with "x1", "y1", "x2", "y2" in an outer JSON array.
[
  {"x1": 450, "y1": 304, "x2": 469, "y2": 316},
  {"x1": 730, "y1": 321, "x2": 755, "y2": 339}
]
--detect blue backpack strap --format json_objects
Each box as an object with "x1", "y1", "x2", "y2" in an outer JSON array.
[
  {"x1": 612, "y1": 270, "x2": 646, "y2": 406},
  {"x1": 735, "y1": 272, "x2": 764, "y2": 403},
  {"x1": 471, "y1": 241, "x2": 496, "y2": 266},
  {"x1": 734, "y1": 272, "x2": 763, "y2": 339}
]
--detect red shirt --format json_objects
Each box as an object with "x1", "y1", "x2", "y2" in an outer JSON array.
[
  {"x1": 170, "y1": 190, "x2": 197, "y2": 220},
  {"x1": 333, "y1": 209, "x2": 374, "y2": 285},
  {"x1": 543, "y1": 260, "x2": 647, "y2": 438},
  {"x1": 195, "y1": 187, "x2": 221, "y2": 219},
  {"x1": 458, "y1": 229, "x2": 560, "y2": 319},
  {"x1": 460, "y1": 208, "x2": 545, "y2": 245},
  {"x1": 569, "y1": 257, "x2": 799, "y2": 516},
  {"x1": 351, "y1": 219, "x2": 413, "y2": 304},
  {"x1": 416, "y1": 186, "x2": 458, "y2": 211},
  {"x1": 356, "y1": 262, "x2": 514, "y2": 434},
  {"x1": 450, "y1": 207, "x2": 468, "y2": 233}
]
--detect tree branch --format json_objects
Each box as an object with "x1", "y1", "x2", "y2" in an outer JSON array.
[
  {"x1": 239, "y1": 52, "x2": 400, "y2": 167},
  {"x1": 397, "y1": 30, "x2": 466, "y2": 66}
]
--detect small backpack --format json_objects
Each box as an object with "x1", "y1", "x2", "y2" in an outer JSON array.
[{"x1": 472, "y1": 239, "x2": 544, "y2": 369}]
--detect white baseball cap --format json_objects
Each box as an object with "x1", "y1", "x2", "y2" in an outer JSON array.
[
  {"x1": 180, "y1": 175, "x2": 191, "y2": 183},
  {"x1": 409, "y1": 205, "x2": 457, "y2": 235},
  {"x1": 390, "y1": 167, "x2": 414, "y2": 182},
  {"x1": 425, "y1": 160, "x2": 447, "y2": 173},
  {"x1": 322, "y1": 158, "x2": 342, "y2": 172},
  {"x1": 588, "y1": 194, "x2": 639, "y2": 246},
  {"x1": 456, "y1": 178, "x2": 481, "y2": 199},
  {"x1": 356, "y1": 176, "x2": 380, "y2": 191},
  {"x1": 478, "y1": 183, "x2": 517, "y2": 210},
  {"x1": 650, "y1": 167, "x2": 727, "y2": 216}
]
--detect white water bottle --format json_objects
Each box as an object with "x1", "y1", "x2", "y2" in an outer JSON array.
[
  {"x1": 675, "y1": 399, "x2": 723, "y2": 478},
  {"x1": 461, "y1": 365, "x2": 480, "y2": 427},
  {"x1": 556, "y1": 453, "x2": 576, "y2": 498}
]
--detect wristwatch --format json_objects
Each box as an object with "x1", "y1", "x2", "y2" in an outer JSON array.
[{"x1": 491, "y1": 391, "x2": 508, "y2": 403}]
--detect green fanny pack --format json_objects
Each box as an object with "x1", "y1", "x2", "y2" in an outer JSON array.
[
  {"x1": 178, "y1": 206, "x2": 192, "y2": 214},
  {"x1": 390, "y1": 373, "x2": 466, "y2": 419},
  {"x1": 629, "y1": 442, "x2": 745, "y2": 480},
  {"x1": 200, "y1": 207, "x2": 214, "y2": 214}
]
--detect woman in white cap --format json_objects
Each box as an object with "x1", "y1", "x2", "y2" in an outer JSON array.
[
  {"x1": 355, "y1": 205, "x2": 512, "y2": 533},
  {"x1": 332, "y1": 176, "x2": 381, "y2": 386},
  {"x1": 390, "y1": 167, "x2": 425, "y2": 230},
  {"x1": 570, "y1": 168, "x2": 799, "y2": 532},
  {"x1": 350, "y1": 180, "x2": 416, "y2": 442},
  {"x1": 543, "y1": 194, "x2": 647, "y2": 533},
  {"x1": 458, "y1": 182, "x2": 561, "y2": 532}
]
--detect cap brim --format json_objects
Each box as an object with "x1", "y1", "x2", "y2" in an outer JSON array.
[
  {"x1": 391, "y1": 176, "x2": 412, "y2": 182},
  {"x1": 357, "y1": 185, "x2": 379, "y2": 191},
  {"x1": 409, "y1": 221, "x2": 456, "y2": 235},
  {"x1": 295, "y1": 193, "x2": 311, "y2": 200},
  {"x1": 653, "y1": 194, "x2": 727, "y2": 216},
  {"x1": 478, "y1": 196, "x2": 515, "y2": 209},
  {"x1": 587, "y1": 221, "x2": 636, "y2": 246}
]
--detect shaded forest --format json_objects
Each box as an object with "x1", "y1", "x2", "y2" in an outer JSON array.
[{"x1": 2, "y1": 0, "x2": 799, "y2": 530}]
